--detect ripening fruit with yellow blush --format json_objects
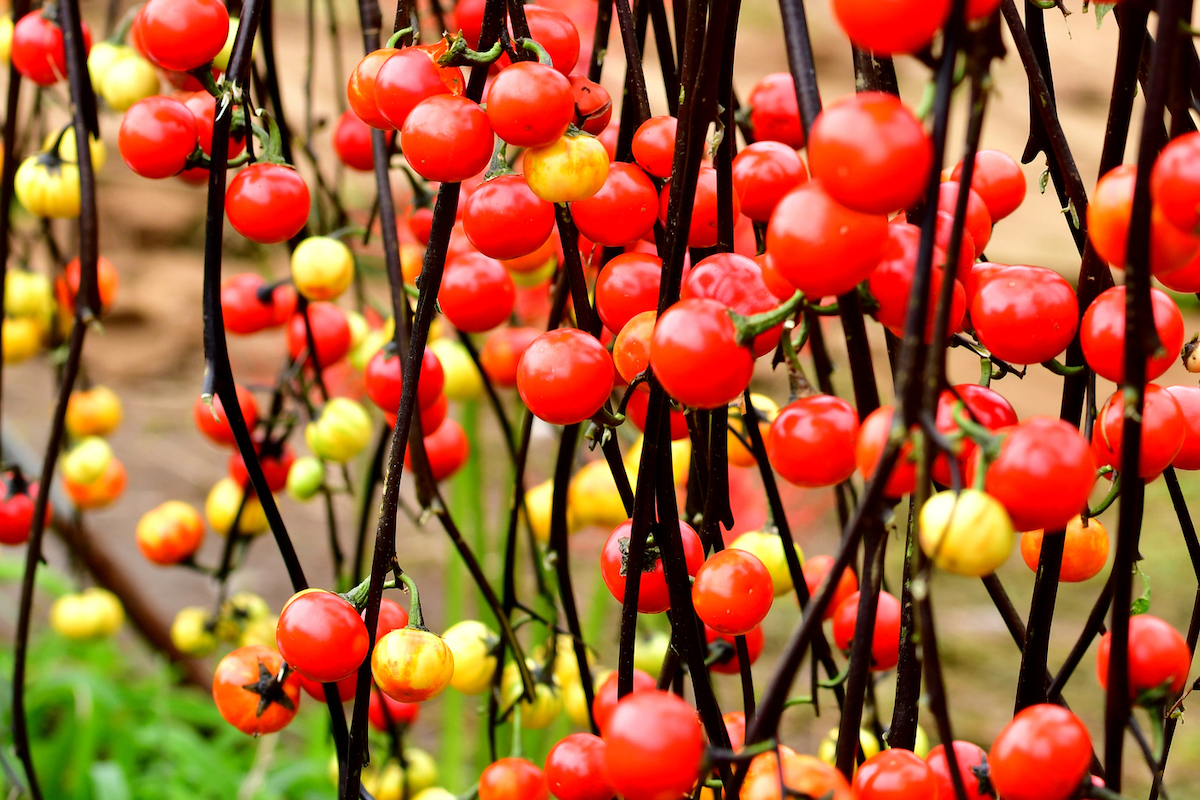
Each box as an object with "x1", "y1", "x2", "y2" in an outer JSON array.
[
  {"x1": 65, "y1": 385, "x2": 123, "y2": 438},
  {"x1": 730, "y1": 530, "x2": 803, "y2": 596},
  {"x1": 919, "y1": 489, "x2": 1014, "y2": 577},
  {"x1": 205, "y1": 476, "x2": 269, "y2": 536},
  {"x1": 372, "y1": 627, "x2": 455, "y2": 702},
  {"x1": 441, "y1": 619, "x2": 498, "y2": 695},
  {"x1": 728, "y1": 393, "x2": 779, "y2": 467},
  {"x1": 291, "y1": 236, "x2": 356, "y2": 301},
  {"x1": 1021, "y1": 514, "x2": 1109, "y2": 583}
]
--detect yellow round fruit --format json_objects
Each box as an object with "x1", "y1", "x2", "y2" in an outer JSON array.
[
  {"x1": 350, "y1": 327, "x2": 389, "y2": 372},
  {"x1": 730, "y1": 530, "x2": 803, "y2": 597},
  {"x1": 633, "y1": 631, "x2": 671, "y2": 675},
  {"x1": 87, "y1": 41, "x2": 126, "y2": 90},
  {"x1": 291, "y1": 236, "x2": 356, "y2": 301},
  {"x1": 205, "y1": 477, "x2": 269, "y2": 536},
  {"x1": 100, "y1": 52, "x2": 160, "y2": 112},
  {"x1": 919, "y1": 489, "x2": 1015, "y2": 577},
  {"x1": 170, "y1": 606, "x2": 218, "y2": 656},
  {"x1": 305, "y1": 398, "x2": 372, "y2": 463},
  {"x1": 441, "y1": 619, "x2": 497, "y2": 695},
  {"x1": 61, "y1": 436, "x2": 114, "y2": 485},
  {"x1": 51, "y1": 587, "x2": 124, "y2": 640},
  {"x1": 239, "y1": 613, "x2": 279, "y2": 648},
  {"x1": 523, "y1": 133, "x2": 610, "y2": 203},
  {"x1": 569, "y1": 459, "x2": 630, "y2": 529},
  {"x1": 817, "y1": 726, "x2": 880, "y2": 767},
  {"x1": 15, "y1": 154, "x2": 80, "y2": 218},
  {"x1": 2, "y1": 317, "x2": 41, "y2": 363},
  {"x1": 0, "y1": 16, "x2": 13, "y2": 64},
  {"x1": 372, "y1": 627, "x2": 455, "y2": 702},
  {"x1": 524, "y1": 479, "x2": 558, "y2": 546},
  {"x1": 43, "y1": 126, "x2": 106, "y2": 172},
  {"x1": 501, "y1": 661, "x2": 561, "y2": 729},
  {"x1": 65, "y1": 385, "x2": 123, "y2": 438},
  {"x1": 413, "y1": 789, "x2": 455, "y2": 800},
  {"x1": 216, "y1": 591, "x2": 272, "y2": 641},
  {"x1": 286, "y1": 456, "x2": 325, "y2": 501},
  {"x1": 624, "y1": 434, "x2": 690, "y2": 486},
  {"x1": 429, "y1": 337, "x2": 483, "y2": 401},
  {"x1": 5, "y1": 269, "x2": 53, "y2": 320}
]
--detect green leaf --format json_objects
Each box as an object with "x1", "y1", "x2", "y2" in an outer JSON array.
[
  {"x1": 90, "y1": 762, "x2": 131, "y2": 800},
  {"x1": 1131, "y1": 566, "x2": 1151, "y2": 615},
  {"x1": 1095, "y1": 2, "x2": 1115, "y2": 27}
]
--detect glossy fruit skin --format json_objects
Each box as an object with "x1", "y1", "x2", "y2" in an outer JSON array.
[
  {"x1": 630, "y1": 115, "x2": 677, "y2": 178},
  {"x1": 347, "y1": 48, "x2": 399, "y2": 129},
  {"x1": 1081, "y1": 286, "x2": 1184, "y2": 383},
  {"x1": 650, "y1": 298, "x2": 754, "y2": 409},
  {"x1": 220, "y1": 273, "x2": 290, "y2": 334},
  {"x1": 193, "y1": 385, "x2": 259, "y2": 446},
  {"x1": 612, "y1": 310, "x2": 656, "y2": 389},
  {"x1": 571, "y1": 162, "x2": 659, "y2": 247},
  {"x1": 705, "y1": 623, "x2": 765, "y2": 675},
  {"x1": 12, "y1": 13, "x2": 91, "y2": 86},
  {"x1": 659, "y1": 166, "x2": 738, "y2": 249},
  {"x1": 595, "y1": 253, "x2": 662, "y2": 335},
  {"x1": 741, "y1": 747, "x2": 854, "y2": 800},
  {"x1": 65, "y1": 385, "x2": 122, "y2": 438},
  {"x1": 1089, "y1": 164, "x2": 1200, "y2": 274},
  {"x1": 926, "y1": 742, "x2": 990, "y2": 800},
  {"x1": 374, "y1": 46, "x2": 464, "y2": 130},
  {"x1": 746, "y1": 74, "x2": 804, "y2": 148},
  {"x1": 333, "y1": 110, "x2": 390, "y2": 171},
  {"x1": 524, "y1": 133, "x2": 610, "y2": 204},
  {"x1": 767, "y1": 180, "x2": 888, "y2": 299},
  {"x1": 1092, "y1": 384, "x2": 1185, "y2": 480},
  {"x1": 516, "y1": 6, "x2": 580, "y2": 75},
  {"x1": 226, "y1": 164, "x2": 310, "y2": 244},
  {"x1": 486, "y1": 61, "x2": 573, "y2": 148},
  {"x1": 481, "y1": 327, "x2": 542, "y2": 387},
  {"x1": 988, "y1": 704, "x2": 1092, "y2": 800},
  {"x1": 462, "y1": 174, "x2": 555, "y2": 260},
  {"x1": 931, "y1": 383, "x2": 1017, "y2": 485},
  {"x1": 517, "y1": 329, "x2": 614, "y2": 425},
  {"x1": 855, "y1": 405, "x2": 916, "y2": 497},
  {"x1": 951, "y1": 149, "x2": 1027, "y2": 221},
  {"x1": 918, "y1": 489, "x2": 1015, "y2": 577},
  {"x1": 364, "y1": 346, "x2": 444, "y2": 413},
  {"x1": 730, "y1": 531, "x2": 803, "y2": 597},
  {"x1": 118, "y1": 96, "x2": 198, "y2": 179},
  {"x1": 402, "y1": 95, "x2": 494, "y2": 183},
  {"x1": 136, "y1": 500, "x2": 205, "y2": 565},
  {"x1": 478, "y1": 758, "x2": 549, "y2": 800},
  {"x1": 0, "y1": 480, "x2": 46, "y2": 545},
  {"x1": 600, "y1": 519, "x2": 704, "y2": 614},
  {"x1": 985, "y1": 416, "x2": 1095, "y2": 532},
  {"x1": 439, "y1": 253, "x2": 516, "y2": 333},
  {"x1": 1166, "y1": 385, "x2": 1200, "y2": 470},
  {"x1": 766, "y1": 395, "x2": 859, "y2": 487},
  {"x1": 366, "y1": 685, "x2": 419, "y2": 729},
  {"x1": 681, "y1": 252, "x2": 781, "y2": 357},
  {"x1": 938, "y1": 180, "x2": 992, "y2": 254},
  {"x1": 692, "y1": 549, "x2": 774, "y2": 635},
  {"x1": 852, "y1": 749, "x2": 938, "y2": 800},
  {"x1": 1153, "y1": 131, "x2": 1200, "y2": 233},
  {"x1": 276, "y1": 589, "x2": 370, "y2": 683},
  {"x1": 603, "y1": 690, "x2": 704, "y2": 800},
  {"x1": 14, "y1": 154, "x2": 80, "y2": 218},
  {"x1": 592, "y1": 669, "x2": 657, "y2": 734},
  {"x1": 802, "y1": 555, "x2": 858, "y2": 619},
  {"x1": 442, "y1": 619, "x2": 497, "y2": 694},
  {"x1": 1021, "y1": 515, "x2": 1109, "y2": 583},
  {"x1": 371, "y1": 627, "x2": 454, "y2": 702},
  {"x1": 545, "y1": 733, "x2": 615, "y2": 800},
  {"x1": 869, "y1": 223, "x2": 963, "y2": 341},
  {"x1": 732, "y1": 141, "x2": 808, "y2": 222},
  {"x1": 1097, "y1": 613, "x2": 1192, "y2": 700},
  {"x1": 285, "y1": 302, "x2": 351, "y2": 368},
  {"x1": 138, "y1": 0, "x2": 227, "y2": 71},
  {"x1": 291, "y1": 236, "x2": 354, "y2": 301},
  {"x1": 808, "y1": 92, "x2": 931, "y2": 215},
  {"x1": 832, "y1": 590, "x2": 901, "y2": 671},
  {"x1": 212, "y1": 645, "x2": 302, "y2": 736},
  {"x1": 625, "y1": 387, "x2": 689, "y2": 442},
  {"x1": 832, "y1": 0, "x2": 951, "y2": 55},
  {"x1": 970, "y1": 265, "x2": 1078, "y2": 365},
  {"x1": 404, "y1": 416, "x2": 470, "y2": 481}
]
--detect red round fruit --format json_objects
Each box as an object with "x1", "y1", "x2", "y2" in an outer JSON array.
[
  {"x1": 855, "y1": 405, "x2": 916, "y2": 497},
  {"x1": 603, "y1": 690, "x2": 704, "y2": 800},
  {"x1": 347, "y1": 48, "x2": 399, "y2": 130},
  {"x1": 658, "y1": 166, "x2": 739, "y2": 249},
  {"x1": 545, "y1": 733, "x2": 615, "y2": 800},
  {"x1": 592, "y1": 669, "x2": 656, "y2": 734},
  {"x1": 479, "y1": 758, "x2": 549, "y2": 800},
  {"x1": 868, "y1": 222, "x2": 964, "y2": 342},
  {"x1": 405, "y1": 417, "x2": 470, "y2": 481},
  {"x1": 0, "y1": 480, "x2": 39, "y2": 546},
  {"x1": 926, "y1": 742, "x2": 990, "y2": 800},
  {"x1": 12, "y1": 13, "x2": 90, "y2": 86},
  {"x1": 486, "y1": 61, "x2": 573, "y2": 148},
  {"x1": 1167, "y1": 385, "x2": 1200, "y2": 470},
  {"x1": 367, "y1": 686, "x2": 420, "y2": 731},
  {"x1": 732, "y1": 141, "x2": 808, "y2": 222},
  {"x1": 705, "y1": 623, "x2": 765, "y2": 675},
  {"x1": 193, "y1": 386, "x2": 259, "y2": 447},
  {"x1": 364, "y1": 346, "x2": 445, "y2": 413},
  {"x1": 517, "y1": 328, "x2": 615, "y2": 425},
  {"x1": 276, "y1": 589, "x2": 370, "y2": 683},
  {"x1": 970, "y1": 265, "x2": 1078, "y2": 365},
  {"x1": 462, "y1": 174, "x2": 555, "y2": 260},
  {"x1": 681, "y1": 252, "x2": 782, "y2": 357},
  {"x1": 832, "y1": 0, "x2": 951, "y2": 55},
  {"x1": 1151, "y1": 130, "x2": 1200, "y2": 234},
  {"x1": 440, "y1": 253, "x2": 517, "y2": 333},
  {"x1": 831, "y1": 590, "x2": 902, "y2": 671},
  {"x1": 332, "y1": 110, "x2": 393, "y2": 171},
  {"x1": 951, "y1": 149, "x2": 1027, "y2": 221},
  {"x1": 984, "y1": 417, "x2": 1095, "y2": 532},
  {"x1": 767, "y1": 180, "x2": 889, "y2": 299},
  {"x1": 692, "y1": 549, "x2": 774, "y2": 636},
  {"x1": 1096, "y1": 613, "x2": 1192, "y2": 700},
  {"x1": 571, "y1": 162, "x2": 659, "y2": 247},
  {"x1": 1092, "y1": 384, "x2": 1185, "y2": 480},
  {"x1": 480, "y1": 327, "x2": 542, "y2": 387},
  {"x1": 852, "y1": 749, "x2": 938, "y2": 800},
  {"x1": 374, "y1": 45, "x2": 464, "y2": 130},
  {"x1": 631, "y1": 115, "x2": 677, "y2": 179},
  {"x1": 600, "y1": 519, "x2": 703, "y2": 614},
  {"x1": 595, "y1": 252, "x2": 662, "y2": 335},
  {"x1": 137, "y1": 0, "x2": 228, "y2": 72},
  {"x1": 747, "y1": 73, "x2": 804, "y2": 148},
  {"x1": 1081, "y1": 285, "x2": 1184, "y2": 384},
  {"x1": 212, "y1": 645, "x2": 302, "y2": 736},
  {"x1": 808, "y1": 92, "x2": 931, "y2": 215},
  {"x1": 518, "y1": 6, "x2": 580, "y2": 76},
  {"x1": 938, "y1": 180, "x2": 993, "y2": 254},
  {"x1": 400, "y1": 95, "x2": 494, "y2": 183},
  {"x1": 226, "y1": 164, "x2": 310, "y2": 244},
  {"x1": 767, "y1": 394, "x2": 859, "y2": 488},
  {"x1": 285, "y1": 302, "x2": 352, "y2": 368},
  {"x1": 802, "y1": 554, "x2": 858, "y2": 620},
  {"x1": 625, "y1": 387, "x2": 689, "y2": 441},
  {"x1": 988, "y1": 704, "x2": 1092, "y2": 800},
  {"x1": 118, "y1": 96, "x2": 199, "y2": 180},
  {"x1": 1089, "y1": 164, "x2": 1200, "y2": 275},
  {"x1": 650, "y1": 298, "x2": 754, "y2": 410},
  {"x1": 931, "y1": 383, "x2": 1018, "y2": 486},
  {"x1": 228, "y1": 441, "x2": 295, "y2": 494}
]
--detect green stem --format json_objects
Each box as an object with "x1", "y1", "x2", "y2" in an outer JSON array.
[
  {"x1": 398, "y1": 572, "x2": 425, "y2": 630},
  {"x1": 1089, "y1": 474, "x2": 1123, "y2": 517},
  {"x1": 438, "y1": 36, "x2": 504, "y2": 66},
  {"x1": 1042, "y1": 358, "x2": 1086, "y2": 376},
  {"x1": 518, "y1": 38, "x2": 553, "y2": 66},
  {"x1": 385, "y1": 26, "x2": 414, "y2": 49},
  {"x1": 727, "y1": 291, "x2": 803, "y2": 346}
]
